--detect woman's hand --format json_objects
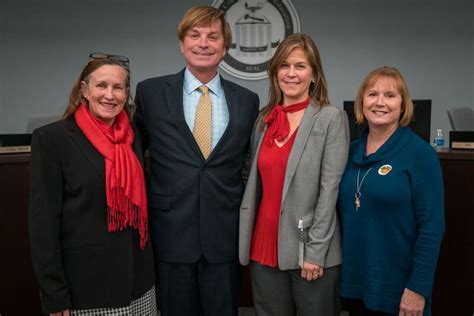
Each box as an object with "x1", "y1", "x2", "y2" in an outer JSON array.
[
  {"x1": 399, "y1": 288, "x2": 425, "y2": 316},
  {"x1": 300, "y1": 261, "x2": 324, "y2": 281},
  {"x1": 50, "y1": 310, "x2": 70, "y2": 316}
]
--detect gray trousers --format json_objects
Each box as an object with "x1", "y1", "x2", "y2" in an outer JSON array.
[{"x1": 249, "y1": 261, "x2": 341, "y2": 316}]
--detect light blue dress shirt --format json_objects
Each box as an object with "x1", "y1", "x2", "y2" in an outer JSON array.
[{"x1": 183, "y1": 68, "x2": 229, "y2": 149}]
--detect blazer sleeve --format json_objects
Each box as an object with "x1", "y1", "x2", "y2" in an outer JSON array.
[
  {"x1": 133, "y1": 82, "x2": 149, "y2": 154},
  {"x1": 406, "y1": 144, "x2": 445, "y2": 297},
  {"x1": 28, "y1": 127, "x2": 71, "y2": 313},
  {"x1": 241, "y1": 93, "x2": 260, "y2": 183},
  {"x1": 305, "y1": 109, "x2": 350, "y2": 266}
]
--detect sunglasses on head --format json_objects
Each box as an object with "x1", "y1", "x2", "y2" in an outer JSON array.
[{"x1": 88, "y1": 53, "x2": 129, "y2": 66}]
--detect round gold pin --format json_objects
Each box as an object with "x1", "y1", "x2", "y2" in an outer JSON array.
[{"x1": 378, "y1": 164, "x2": 392, "y2": 176}]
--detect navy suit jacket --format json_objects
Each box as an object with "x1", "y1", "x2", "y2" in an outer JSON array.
[{"x1": 135, "y1": 69, "x2": 259, "y2": 263}]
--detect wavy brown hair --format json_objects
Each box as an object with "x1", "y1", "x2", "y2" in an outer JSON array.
[
  {"x1": 177, "y1": 5, "x2": 232, "y2": 52},
  {"x1": 63, "y1": 58, "x2": 134, "y2": 119},
  {"x1": 354, "y1": 66, "x2": 413, "y2": 126},
  {"x1": 259, "y1": 33, "x2": 330, "y2": 128}
]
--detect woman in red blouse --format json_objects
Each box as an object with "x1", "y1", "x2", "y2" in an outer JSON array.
[{"x1": 239, "y1": 34, "x2": 350, "y2": 316}]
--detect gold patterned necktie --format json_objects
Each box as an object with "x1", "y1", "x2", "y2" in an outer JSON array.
[{"x1": 193, "y1": 85, "x2": 212, "y2": 159}]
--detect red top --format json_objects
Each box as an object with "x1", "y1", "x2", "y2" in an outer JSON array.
[{"x1": 249, "y1": 128, "x2": 298, "y2": 267}]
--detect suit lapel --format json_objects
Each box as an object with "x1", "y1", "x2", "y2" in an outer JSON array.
[
  {"x1": 164, "y1": 70, "x2": 204, "y2": 159},
  {"x1": 251, "y1": 123, "x2": 266, "y2": 164},
  {"x1": 281, "y1": 102, "x2": 321, "y2": 204},
  {"x1": 209, "y1": 77, "x2": 239, "y2": 159},
  {"x1": 66, "y1": 117, "x2": 105, "y2": 182},
  {"x1": 242, "y1": 122, "x2": 265, "y2": 208}
]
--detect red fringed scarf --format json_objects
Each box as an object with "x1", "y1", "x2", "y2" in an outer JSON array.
[
  {"x1": 264, "y1": 97, "x2": 310, "y2": 146},
  {"x1": 74, "y1": 104, "x2": 148, "y2": 249}
]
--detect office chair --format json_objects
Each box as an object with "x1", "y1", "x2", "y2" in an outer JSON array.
[{"x1": 447, "y1": 107, "x2": 474, "y2": 131}]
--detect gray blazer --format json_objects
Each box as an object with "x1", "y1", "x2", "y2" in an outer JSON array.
[{"x1": 239, "y1": 102, "x2": 350, "y2": 270}]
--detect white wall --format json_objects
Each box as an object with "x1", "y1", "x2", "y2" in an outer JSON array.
[{"x1": 1, "y1": 0, "x2": 473, "y2": 143}]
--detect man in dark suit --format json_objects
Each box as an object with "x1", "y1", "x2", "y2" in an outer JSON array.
[{"x1": 134, "y1": 5, "x2": 259, "y2": 316}]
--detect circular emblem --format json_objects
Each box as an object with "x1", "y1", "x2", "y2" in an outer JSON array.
[
  {"x1": 212, "y1": 0, "x2": 301, "y2": 80},
  {"x1": 378, "y1": 164, "x2": 392, "y2": 176}
]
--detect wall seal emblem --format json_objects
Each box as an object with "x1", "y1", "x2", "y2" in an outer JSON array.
[{"x1": 212, "y1": 0, "x2": 300, "y2": 80}]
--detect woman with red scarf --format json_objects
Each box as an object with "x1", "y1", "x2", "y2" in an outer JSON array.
[
  {"x1": 29, "y1": 54, "x2": 156, "y2": 315},
  {"x1": 239, "y1": 34, "x2": 350, "y2": 316}
]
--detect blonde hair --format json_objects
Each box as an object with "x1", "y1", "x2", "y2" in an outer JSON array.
[
  {"x1": 354, "y1": 66, "x2": 413, "y2": 126},
  {"x1": 259, "y1": 33, "x2": 329, "y2": 127},
  {"x1": 177, "y1": 5, "x2": 232, "y2": 51}
]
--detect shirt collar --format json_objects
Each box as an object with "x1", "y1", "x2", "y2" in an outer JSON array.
[{"x1": 183, "y1": 67, "x2": 223, "y2": 97}]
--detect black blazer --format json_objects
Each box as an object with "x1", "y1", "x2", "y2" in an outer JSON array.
[
  {"x1": 28, "y1": 117, "x2": 155, "y2": 314},
  {"x1": 135, "y1": 69, "x2": 259, "y2": 263}
]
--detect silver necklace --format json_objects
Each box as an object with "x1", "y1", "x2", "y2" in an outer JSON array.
[{"x1": 355, "y1": 167, "x2": 372, "y2": 211}]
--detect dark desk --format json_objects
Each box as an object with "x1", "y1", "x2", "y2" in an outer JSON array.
[
  {"x1": 0, "y1": 150, "x2": 473, "y2": 315},
  {"x1": 431, "y1": 149, "x2": 473, "y2": 316},
  {"x1": 0, "y1": 154, "x2": 41, "y2": 315}
]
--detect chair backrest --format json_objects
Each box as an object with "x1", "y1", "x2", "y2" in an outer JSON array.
[
  {"x1": 343, "y1": 99, "x2": 432, "y2": 143},
  {"x1": 447, "y1": 107, "x2": 474, "y2": 131},
  {"x1": 26, "y1": 115, "x2": 61, "y2": 133}
]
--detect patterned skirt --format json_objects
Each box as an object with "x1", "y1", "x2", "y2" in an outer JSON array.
[{"x1": 70, "y1": 286, "x2": 157, "y2": 315}]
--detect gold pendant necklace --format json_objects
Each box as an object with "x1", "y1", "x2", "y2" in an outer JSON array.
[{"x1": 355, "y1": 167, "x2": 372, "y2": 211}]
